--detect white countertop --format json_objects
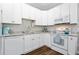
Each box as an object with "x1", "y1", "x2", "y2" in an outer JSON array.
[
  {"x1": 2, "y1": 32, "x2": 50, "y2": 37},
  {"x1": 60, "y1": 34, "x2": 78, "y2": 37}
]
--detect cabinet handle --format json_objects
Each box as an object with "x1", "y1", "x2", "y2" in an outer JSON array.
[
  {"x1": 23, "y1": 38, "x2": 24, "y2": 40},
  {"x1": 12, "y1": 21, "x2": 15, "y2": 23},
  {"x1": 32, "y1": 39, "x2": 35, "y2": 40},
  {"x1": 71, "y1": 38, "x2": 72, "y2": 40}
]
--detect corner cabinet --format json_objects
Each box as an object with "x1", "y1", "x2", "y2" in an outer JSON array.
[
  {"x1": 2, "y1": 4, "x2": 22, "y2": 24},
  {"x1": 4, "y1": 36, "x2": 24, "y2": 55},
  {"x1": 40, "y1": 33, "x2": 51, "y2": 47},
  {"x1": 35, "y1": 11, "x2": 48, "y2": 26}
]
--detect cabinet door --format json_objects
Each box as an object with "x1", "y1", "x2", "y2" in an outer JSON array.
[
  {"x1": 53, "y1": 6, "x2": 60, "y2": 20},
  {"x1": 35, "y1": 11, "x2": 42, "y2": 25},
  {"x1": 22, "y1": 4, "x2": 38, "y2": 20},
  {"x1": 32, "y1": 34, "x2": 40, "y2": 50},
  {"x1": 0, "y1": 37, "x2": 2, "y2": 55},
  {"x1": 0, "y1": 4, "x2": 2, "y2": 36},
  {"x1": 47, "y1": 10, "x2": 55, "y2": 25},
  {"x1": 61, "y1": 4, "x2": 70, "y2": 23},
  {"x1": 2, "y1": 4, "x2": 22, "y2": 24},
  {"x1": 39, "y1": 34, "x2": 45, "y2": 47},
  {"x1": 13, "y1": 4, "x2": 22, "y2": 24},
  {"x1": 40, "y1": 33, "x2": 50, "y2": 47},
  {"x1": 42, "y1": 11, "x2": 48, "y2": 25},
  {"x1": 4, "y1": 36, "x2": 24, "y2": 55},
  {"x1": 24, "y1": 35, "x2": 33, "y2": 53},
  {"x1": 53, "y1": 6, "x2": 62, "y2": 24},
  {"x1": 70, "y1": 4, "x2": 78, "y2": 24},
  {"x1": 68, "y1": 36, "x2": 77, "y2": 55},
  {"x1": 22, "y1": 4, "x2": 30, "y2": 19},
  {"x1": 0, "y1": 4, "x2": 2, "y2": 24},
  {"x1": 2, "y1": 4, "x2": 15, "y2": 23},
  {"x1": 28, "y1": 6, "x2": 37, "y2": 20},
  {"x1": 43, "y1": 34, "x2": 50, "y2": 47}
]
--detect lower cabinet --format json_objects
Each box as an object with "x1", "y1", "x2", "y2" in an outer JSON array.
[
  {"x1": 24, "y1": 35, "x2": 33, "y2": 53},
  {"x1": 68, "y1": 36, "x2": 77, "y2": 55},
  {"x1": 40, "y1": 33, "x2": 51, "y2": 47},
  {"x1": 32, "y1": 34, "x2": 40, "y2": 50},
  {"x1": 4, "y1": 36, "x2": 24, "y2": 55},
  {"x1": 0, "y1": 37, "x2": 2, "y2": 55},
  {"x1": 3, "y1": 33, "x2": 50, "y2": 55},
  {"x1": 23, "y1": 33, "x2": 50, "y2": 54},
  {"x1": 24, "y1": 34, "x2": 40, "y2": 53},
  {"x1": 3, "y1": 34, "x2": 78, "y2": 55}
]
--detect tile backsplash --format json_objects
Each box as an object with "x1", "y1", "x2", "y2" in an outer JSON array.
[
  {"x1": 3, "y1": 19, "x2": 79, "y2": 35},
  {"x1": 47, "y1": 24, "x2": 79, "y2": 34},
  {"x1": 3, "y1": 19, "x2": 43, "y2": 34}
]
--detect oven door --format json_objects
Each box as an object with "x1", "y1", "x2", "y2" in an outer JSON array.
[{"x1": 51, "y1": 34, "x2": 68, "y2": 50}]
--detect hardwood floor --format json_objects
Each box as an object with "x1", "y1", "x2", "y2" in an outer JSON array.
[{"x1": 22, "y1": 46, "x2": 63, "y2": 55}]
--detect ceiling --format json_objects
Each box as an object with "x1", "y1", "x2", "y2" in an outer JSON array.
[{"x1": 27, "y1": 3, "x2": 62, "y2": 10}]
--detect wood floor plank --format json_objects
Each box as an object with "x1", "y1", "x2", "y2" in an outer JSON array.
[{"x1": 22, "y1": 46, "x2": 63, "y2": 55}]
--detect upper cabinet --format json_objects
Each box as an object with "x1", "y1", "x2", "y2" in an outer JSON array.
[
  {"x1": 0, "y1": 4, "x2": 2, "y2": 24},
  {"x1": 22, "y1": 4, "x2": 30, "y2": 19},
  {"x1": 2, "y1": 4, "x2": 22, "y2": 24},
  {"x1": 70, "y1": 4, "x2": 78, "y2": 24},
  {"x1": 60, "y1": 3, "x2": 70, "y2": 23},
  {"x1": 54, "y1": 4, "x2": 70, "y2": 24},
  {"x1": 35, "y1": 10, "x2": 42, "y2": 25},
  {"x1": 0, "y1": 3, "x2": 78, "y2": 25},
  {"x1": 22, "y1": 4, "x2": 39, "y2": 20},
  {"x1": 47, "y1": 9, "x2": 55, "y2": 25},
  {"x1": 41, "y1": 11, "x2": 48, "y2": 25},
  {"x1": 35, "y1": 11, "x2": 48, "y2": 26},
  {"x1": 53, "y1": 6, "x2": 62, "y2": 24}
]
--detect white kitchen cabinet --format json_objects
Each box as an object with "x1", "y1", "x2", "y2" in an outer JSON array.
[
  {"x1": 22, "y1": 4, "x2": 38, "y2": 20},
  {"x1": 0, "y1": 4, "x2": 2, "y2": 23},
  {"x1": 60, "y1": 4, "x2": 70, "y2": 23},
  {"x1": 28, "y1": 6, "x2": 39, "y2": 20},
  {"x1": 53, "y1": 6, "x2": 62, "y2": 24},
  {"x1": 47, "y1": 4, "x2": 70, "y2": 25},
  {"x1": 2, "y1": 4, "x2": 22, "y2": 24},
  {"x1": 41, "y1": 11, "x2": 48, "y2": 25},
  {"x1": 0, "y1": 37, "x2": 2, "y2": 55},
  {"x1": 68, "y1": 36, "x2": 77, "y2": 55},
  {"x1": 53, "y1": 6, "x2": 60, "y2": 20},
  {"x1": 35, "y1": 11, "x2": 42, "y2": 25},
  {"x1": 35, "y1": 11, "x2": 48, "y2": 26},
  {"x1": 13, "y1": 4, "x2": 22, "y2": 24},
  {"x1": 47, "y1": 10, "x2": 55, "y2": 25},
  {"x1": 40, "y1": 33, "x2": 50, "y2": 47},
  {"x1": 4, "y1": 36, "x2": 24, "y2": 55},
  {"x1": 24, "y1": 34, "x2": 40, "y2": 53},
  {"x1": 22, "y1": 4, "x2": 30, "y2": 19},
  {"x1": 70, "y1": 4, "x2": 78, "y2": 24},
  {"x1": 24, "y1": 35, "x2": 33, "y2": 53},
  {"x1": 32, "y1": 34, "x2": 40, "y2": 50}
]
